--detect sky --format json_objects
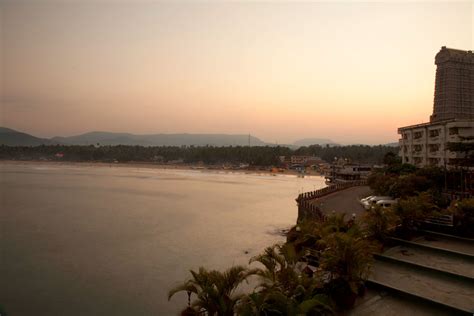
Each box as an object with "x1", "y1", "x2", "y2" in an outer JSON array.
[{"x1": 1, "y1": 1, "x2": 473, "y2": 145}]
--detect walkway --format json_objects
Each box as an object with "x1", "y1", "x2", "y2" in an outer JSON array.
[{"x1": 309, "y1": 186, "x2": 371, "y2": 218}]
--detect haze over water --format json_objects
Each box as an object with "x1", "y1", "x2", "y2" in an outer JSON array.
[{"x1": 1, "y1": 163, "x2": 326, "y2": 315}]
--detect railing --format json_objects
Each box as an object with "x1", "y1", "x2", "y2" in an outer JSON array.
[
  {"x1": 296, "y1": 180, "x2": 367, "y2": 222},
  {"x1": 423, "y1": 215, "x2": 454, "y2": 227},
  {"x1": 296, "y1": 180, "x2": 367, "y2": 203}
]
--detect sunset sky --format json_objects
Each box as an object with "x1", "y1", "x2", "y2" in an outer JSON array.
[{"x1": 1, "y1": 1, "x2": 473, "y2": 145}]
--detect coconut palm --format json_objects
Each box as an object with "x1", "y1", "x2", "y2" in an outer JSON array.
[{"x1": 168, "y1": 265, "x2": 255, "y2": 316}]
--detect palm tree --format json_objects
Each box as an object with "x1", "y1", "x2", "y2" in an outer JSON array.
[
  {"x1": 242, "y1": 244, "x2": 334, "y2": 315},
  {"x1": 249, "y1": 244, "x2": 299, "y2": 293},
  {"x1": 363, "y1": 205, "x2": 399, "y2": 242},
  {"x1": 168, "y1": 265, "x2": 255, "y2": 316},
  {"x1": 318, "y1": 225, "x2": 377, "y2": 309}
]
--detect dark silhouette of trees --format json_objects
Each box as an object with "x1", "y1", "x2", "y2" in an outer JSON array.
[{"x1": 0, "y1": 144, "x2": 397, "y2": 166}]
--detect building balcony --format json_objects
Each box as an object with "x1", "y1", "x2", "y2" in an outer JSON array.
[
  {"x1": 447, "y1": 135, "x2": 461, "y2": 142},
  {"x1": 427, "y1": 136, "x2": 443, "y2": 143},
  {"x1": 412, "y1": 138, "x2": 426, "y2": 144},
  {"x1": 427, "y1": 151, "x2": 443, "y2": 158},
  {"x1": 412, "y1": 151, "x2": 425, "y2": 157}
]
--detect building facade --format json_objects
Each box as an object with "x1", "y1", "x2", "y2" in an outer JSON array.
[
  {"x1": 431, "y1": 47, "x2": 474, "y2": 122},
  {"x1": 398, "y1": 47, "x2": 474, "y2": 169}
]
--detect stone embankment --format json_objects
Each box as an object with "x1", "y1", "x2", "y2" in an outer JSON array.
[{"x1": 295, "y1": 180, "x2": 367, "y2": 222}]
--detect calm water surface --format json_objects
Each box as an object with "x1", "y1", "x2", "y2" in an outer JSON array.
[{"x1": 1, "y1": 163, "x2": 326, "y2": 315}]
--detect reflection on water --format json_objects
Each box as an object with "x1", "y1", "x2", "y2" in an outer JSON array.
[{"x1": 1, "y1": 163, "x2": 326, "y2": 316}]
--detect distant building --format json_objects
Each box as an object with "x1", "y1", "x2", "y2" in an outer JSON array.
[
  {"x1": 290, "y1": 155, "x2": 323, "y2": 166},
  {"x1": 398, "y1": 47, "x2": 474, "y2": 169},
  {"x1": 325, "y1": 164, "x2": 373, "y2": 183}
]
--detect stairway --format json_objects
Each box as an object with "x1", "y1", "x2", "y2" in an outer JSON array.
[
  {"x1": 368, "y1": 231, "x2": 474, "y2": 315},
  {"x1": 352, "y1": 231, "x2": 474, "y2": 315}
]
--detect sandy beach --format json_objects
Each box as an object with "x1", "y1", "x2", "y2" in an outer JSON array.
[{"x1": 0, "y1": 159, "x2": 324, "y2": 177}]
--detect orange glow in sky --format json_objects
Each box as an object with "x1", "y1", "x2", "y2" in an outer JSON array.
[{"x1": 1, "y1": 1, "x2": 472, "y2": 144}]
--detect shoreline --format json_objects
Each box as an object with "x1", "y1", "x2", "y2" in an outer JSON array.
[{"x1": 0, "y1": 160, "x2": 324, "y2": 177}]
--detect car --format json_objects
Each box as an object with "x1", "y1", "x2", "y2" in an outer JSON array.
[
  {"x1": 362, "y1": 196, "x2": 393, "y2": 210},
  {"x1": 375, "y1": 199, "x2": 398, "y2": 209},
  {"x1": 360, "y1": 195, "x2": 375, "y2": 203}
]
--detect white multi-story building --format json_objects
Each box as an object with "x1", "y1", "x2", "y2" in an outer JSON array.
[
  {"x1": 398, "y1": 47, "x2": 474, "y2": 169},
  {"x1": 398, "y1": 120, "x2": 474, "y2": 168}
]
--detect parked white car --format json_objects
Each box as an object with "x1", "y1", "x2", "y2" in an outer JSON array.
[
  {"x1": 361, "y1": 196, "x2": 393, "y2": 210},
  {"x1": 375, "y1": 199, "x2": 398, "y2": 209},
  {"x1": 360, "y1": 195, "x2": 375, "y2": 204}
]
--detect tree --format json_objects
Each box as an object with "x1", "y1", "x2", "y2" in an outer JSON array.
[
  {"x1": 242, "y1": 244, "x2": 334, "y2": 316},
  {"x1": 393, "y1": 192, "x2": 439, "y2": 234},
  {"x1": 363, "y1": 205, "x2": 398, "y2": 242},
  {"x1": 318, "y1": 225, "x2": 377, "y2": 309},
  {"x1": 448, "y1": 198, "x2": 474, "y2": 237},
  {"x1": 383, "y1": 151, "x2": 400, "y2": 165},
  {"x1": 168, "y1": 266, "x2": 255, "y2": 316}
]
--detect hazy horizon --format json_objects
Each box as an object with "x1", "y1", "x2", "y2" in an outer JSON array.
[{"x1": 1, "y1": 1, "x2": 473, "y2": 145}]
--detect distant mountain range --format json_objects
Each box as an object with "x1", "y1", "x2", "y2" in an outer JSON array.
[
  {"x1": 0, "y1": 127, "x2": 397, "y2": 147},
  {"x1": 0, "y1": 128, "x2": 268, "y2": 147},
  {"x1": 51, "y1": 131, "x2": 267, "y2": 146},
  {"x1": 0, "y1": 127, "x2": 54, "y2": 146}
]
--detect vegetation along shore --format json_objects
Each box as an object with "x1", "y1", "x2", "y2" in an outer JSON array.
[{"x1": 168, "y1": 159, "x2": 474, "y2": 315}]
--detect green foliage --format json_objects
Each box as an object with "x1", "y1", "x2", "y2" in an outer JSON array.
[
  {"x1": 384, "y1": 163, "x2": 417, "y2": 175},
  {"x1": 388, "y1": 174, "x2": 431, "y2": 197},
  {"x1": 367, "y1": 165, "x2": 444, "y2": 199},
  {"x1": 383, "y1": 152, "x2": 401, "y2": 166},
  {"x1": 294, "y1": 144, "x2": 396, "y2": 164},
  {"x1": 171, "y1": 215, "x2": 380, "y2": 314},
  {"x1": 319, "y1": 226, "x2": 377, "y2": 295},
  {"x1": 367, "y1": 173, "x2": 396, "y2": 196},
  {"x1": 168, "y1": 265, "x2": 255, "y2": 316},
  {"x1": 363, "y1": 205, "x2": 398, "y2": 242},
  {"x1": 0, "y1": 144, "x2": 397, "y2": 165},
  {"x1": 393, "y1": 192, "x2": 439, "y2": 232},
  {"x1": 449, "y1": 198, "x2": 474, "y2": 237},
  {"x1": 242, "y1": 244, "x2": 334, "y2": 316}
]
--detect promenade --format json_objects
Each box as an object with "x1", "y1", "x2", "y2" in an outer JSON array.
[{"x1": 308, "y1": 185, "x2": 371, "y2": 218}]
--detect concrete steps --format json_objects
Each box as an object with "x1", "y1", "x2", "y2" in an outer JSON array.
[
  {"x1": 412, "y1": 232, "x2": 474, "y2": 256},
  {"x1": 368, "y1": 259, "x2": 474, "y2": 314},
  {"x1": 381, "y1": 245, "x2": 474, "y2": 280},
  {"x1": 364, "y1": 232, "x2": 474, "y2": 315}
]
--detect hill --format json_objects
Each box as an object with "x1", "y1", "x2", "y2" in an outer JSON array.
[
  {"x1": 51, "y1": 132, "x2": 267, "y2": 147},
  {"x1": 0, "y1": 127, "x2": 53, "y2": 146}
]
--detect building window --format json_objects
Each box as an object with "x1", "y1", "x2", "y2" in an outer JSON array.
[
  {"x1": 414, "y1": 157, "x2": 423, "y2": 164},
  {"x1": 414, "y1": 131, "x2": 424, "y2": 139},
  {"x1": 429, "y1": 158, "x2": 439, "y2": 166},
  {"x1": 429, "y1": 144, "x2": 440, "y2": 152},
  {"x1": 429, "y1": 129, "x2": 440, "y2": 137},
  {"x1": 403, "y1": 133, "x2": 408, "y2": 140},
  {"x1": 449, "y1": 127, "x2": 459, "y2": 135},
  {"x1": 414, "y1": 144, "x2": 423, "y2": 152}
]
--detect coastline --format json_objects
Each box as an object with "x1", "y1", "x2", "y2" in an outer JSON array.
[{"x1": 0, "y1": 160, "x2": 324, "y2": 177}]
